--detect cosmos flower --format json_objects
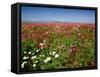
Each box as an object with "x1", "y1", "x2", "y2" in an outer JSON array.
[
  {"x1": 35, "y1": 60, "x2": 38, "y2": 63},
  {"x1": 78, "y1": 33, "x2": 81, "y2": 36},
  {"x1": 52, "y1": 51, "x2": 56, "y2": 56},
  {"x1": 24, "y1": 51, "x2": 27, "y2": 54},
  {"x1": 73, "y1": 27, "x2": 77, "y2": 30},
  {"x1": 31, "y1": 55, "x2": 37, "y2": 59},
  {"x1": 32, "y1": 52, "x2": 35, "y2": 55},
  {"x1": 49, "y1": 52, "x2": 52, "y2": 55},
  {"x1": 23, "y1": 56, "x2": 29, "y2": 60},
  {"x1": 28, "y1": 51, "x2": 31, "y2": 55},
  {"x1": 33, "y1": 64, "x2": 36, "y2": 67},
  {"x1": 21, "y1": 61, "x2": 27, "y2": 68},
  {"x1": 55, "y1": 54, "x2": 59, "y2": 58},
  {"x1": 43, "y1": 40, "x2": 46, "y2": 43},
  {"x1": 36, "y1": 49, "x2": 40, "y2": 52},
  {"x1": 39, "y1": 43, "x2": 43, "y2": 46},
  {"x1": 46, "y1": 31, "x2": 48, "y2": 34},
  {"x1": 39, "y1": 43, "x2": 45, "y2": 49},
  {"x1": 44, "y1": 57, "x2": 51, "y2": 63},
  {"x1": 73, "y1": 27, "x2": 79, "y2": 31}
]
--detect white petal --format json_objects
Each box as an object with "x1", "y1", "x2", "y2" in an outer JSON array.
[
  {"x1": 24, "y1": 51, "x2": 27, "y2": 54},
  {"x1": 36, "y1": 49, "x2": 40, "y2": 52},
  {"x1": 23, "y1": 56, "x2": 29, "y2": 60},
  {"x1": 28, "y1": 52, "x2": 31, "y2": 55},
  {"x1": 52, "y1": 51, "x2": 56, "y2": 55},
  {"x1": 33, "y1": 64, "x2": 36, "y2": 67},
  {"x1": 43, "y1": 40, "x2": 46, "y2": 43},
  {"x1": 44, "y1": 57, "x2": 51, "y2": 63},
  {"x1": 31, "y1": 55, "x2": 37, "y2": 59},
  {"x1": 55, "y1": 54, "x2": 59, "y2": 58}
]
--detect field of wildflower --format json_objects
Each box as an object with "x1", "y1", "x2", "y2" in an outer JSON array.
[{"x1": 21, "y1": 22, "x2": 96, "y2": 72}]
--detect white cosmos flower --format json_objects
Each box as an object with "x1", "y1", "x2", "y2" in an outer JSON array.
[
  {"x1": 52, "y1": 51, "x2": 56, "y2": 56},
  {"x1": 23, "y1": 56, "x2": 29, "y2": 60},
  {"x1": 28, "y1": 51, "x2": 31, "y2": 55},
  {"x1": 39, "y1": 43, "x2": 44, "y2": 49},
  {"x1": 32, "y1": 52, "x2": 35, "y2": 55},
  {"x1": 50, "y1": 51, "x2": 56, "y2": 56},
  {"x1": 24, "y1": 51, "x2": 27, "y2": 54},
  {"x1": 44, "y1": 57, "x2": 51, "y2": 63},
  {"x1": 31, "y1": 55, "x2": 37, "y2": 59},
  {"x1": 35, "y1": 60, "x2": 38, "y2": 63},
  {"x1": 55, "y1": 54, "x2": 59, "y2": 58},
  {"x1": 43, "y1": 40, "x2": 46, "y2": 43},
  {"x1": 33, "y1": 64, "x2": 36, "y2": 67},
  {"x1": 36, "y1": 49, "x2": 40, "y2": 52},
  {"x1": 49, "y1": 52, "x2": 52, "y2": 55},
  {"x1": 21, "y1": 61, "x2": 27, "y2": 68},
  {"x1": 47, "y1": 57, "x2": 51, "y2": 61},
  {"x1": 39, "y1": 43, "x2": 43, "y2": 46}
]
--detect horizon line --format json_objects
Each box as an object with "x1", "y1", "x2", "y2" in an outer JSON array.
[{"x1": 22, "y1": 21, "x2": 95, "y2": 24}]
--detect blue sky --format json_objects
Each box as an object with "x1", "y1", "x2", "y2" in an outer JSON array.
[{"x1": 21, "y1": 6, "x2": 95, "y2": 23}]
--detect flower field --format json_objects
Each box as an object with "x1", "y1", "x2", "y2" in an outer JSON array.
[{"x1": 21, "y1": 22, "x2": 96, "y2": 72}]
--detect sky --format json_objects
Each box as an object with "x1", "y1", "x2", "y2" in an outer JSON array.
[{"x1": 21, "y1": 6, "x2": 95, "y2": 23}]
